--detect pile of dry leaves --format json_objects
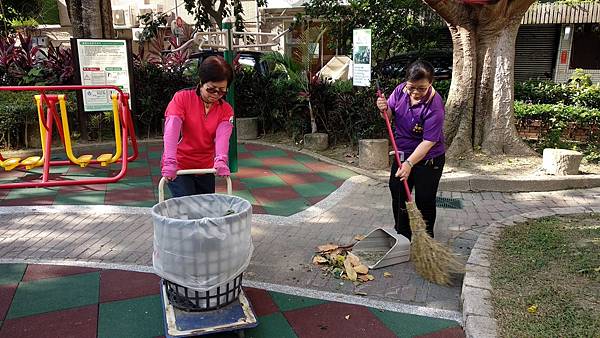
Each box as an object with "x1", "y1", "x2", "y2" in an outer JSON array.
[{"x1": 312, "y1": 241, "x2": 391, "y2": 284}]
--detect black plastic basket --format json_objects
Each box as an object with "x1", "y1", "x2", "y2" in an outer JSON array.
[{"x1": 164, "y1": 273, "x2": 243, "y2": 312}]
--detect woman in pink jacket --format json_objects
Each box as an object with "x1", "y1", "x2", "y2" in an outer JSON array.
[{"x1": 161, "y1": 56, "x2": 234, "y2": 197}]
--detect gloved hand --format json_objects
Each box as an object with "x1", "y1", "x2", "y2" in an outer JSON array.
[
  {"x1": 214, "y1": 155, "x2": 230, "y2": 177},
  {"x1": 162, "y1": 165, "x2": 177, "y2": 181}
]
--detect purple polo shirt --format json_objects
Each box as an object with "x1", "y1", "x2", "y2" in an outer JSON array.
[{"x1": 387, "y1": 82, "x2": 445, "y2": 160}]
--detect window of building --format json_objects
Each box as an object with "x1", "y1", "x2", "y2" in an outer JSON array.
[{"x1": 570, "y1": 23, "x2": 600, "y2": 69}]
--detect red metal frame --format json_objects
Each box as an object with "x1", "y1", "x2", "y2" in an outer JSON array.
[{"x1": 0, "y1": 85, "x2": 139, "y2": 189}]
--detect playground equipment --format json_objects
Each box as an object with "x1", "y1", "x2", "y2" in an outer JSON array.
[
  {"x1": 0, "y1": 85, "x2": 138, "y2": 189},
  {"x1": 57, "y1": 93, "x2": 122, "y2": 167}
]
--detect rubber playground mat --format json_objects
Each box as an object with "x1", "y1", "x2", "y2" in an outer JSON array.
[
  {"x1": 0, "y1": 143, "x2": 356, "y2": 216},
  {"x1": 0, "y1": 263, "x2": 464, "y2": 338}
]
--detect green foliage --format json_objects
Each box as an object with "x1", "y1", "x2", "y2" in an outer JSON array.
[
  {"x1": 0, "y1": 91, "x2": 38, "y2": 148},
  {"x1": 137, "y1": 12, "x2": 168, "y2": 43},
  {"x1": 132, "y1": 61, "x2": 195, "y2": 138},
  {"x1": 182, "y1": 0, "x2": 267, "y2": 31},
  {"x1": 303, "y1": 0, "x2": 447, "y2": 62},
  {"x1": 0, "y1": 0, "x2": 43, "y2": 35}
]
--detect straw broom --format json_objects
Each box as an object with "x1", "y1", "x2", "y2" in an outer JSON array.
[{"x1": 377, "y1": 86, "x2": 463, "y2": 285}]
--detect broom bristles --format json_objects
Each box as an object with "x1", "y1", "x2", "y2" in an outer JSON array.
[{"x1": 406, "y1": 202, "x2": 464, "y2": 285}]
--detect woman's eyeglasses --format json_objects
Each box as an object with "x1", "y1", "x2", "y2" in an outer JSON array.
[
  {"x1": 405, "y1": 85, "x2": 430, "y2": 93},
  {"x1": 205, "y1": 86, "x2": 227, "y2": 96}
]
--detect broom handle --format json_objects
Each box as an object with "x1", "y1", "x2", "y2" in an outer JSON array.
[{"x1": 378, "y1": 90, "x2": 413, "y2": 203}]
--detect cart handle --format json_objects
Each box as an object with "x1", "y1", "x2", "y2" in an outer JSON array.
[{"x1": 157, "y1": 169, "x2": 233, "y2": 203}]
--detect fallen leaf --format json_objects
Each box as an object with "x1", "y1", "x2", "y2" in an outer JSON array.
[
  {"x1": 595, "y1": 266, "x2": 600, "y2": 272},
  {"x1": 346, "y1": 252, "x2": 361, "y2": 266},
  {"x1": 317, "y1": 243, "x2": 339, "y2": 252},
  {"x1": 358, "y1": 275, "x2": 371, "y2": 282},
  {"x1": 354, "y1": 234, "x2": 366, "y2": 241},
  {"x1": 345, "y1": 315, "x2": 351, "y2": 320},
  {"x1": 312, "y1": 255, "x2": 328, "y2": 264},
  {"x1": 354, "y1": 291, "x2": 368, "y2": 296},
  {"x1": 366, "y1": 274, "x2": 375, "y2": 281},
  {"x1": 354, "y1": 264, "x2": 369, "y2": 274},
  {"x1": 527, "y1": 304, "x2": 538, "y2": 314},
  {"x1": 332, "y1": 267, "x2": 343, "y2": 279},
  {"x1": 344, "y1": 258, "x2": 357, "y2": 282},
  {"x1": 383, "y1": 272, "x2": 392, "y2": 278}
]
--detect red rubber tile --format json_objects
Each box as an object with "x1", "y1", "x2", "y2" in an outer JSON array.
[
  {"x1": 233, "y1": 167, "x2": 272, "y2": 179},
  {"x1": 216, "y1": 178, "x2": 246, "y2": 192},
  {"x1": 238, "y1": 152, "x2": 254, "y2": 159},
  {"x1": 243, "y1": 143, "x2": 266, "y2": 151},
  {"x1": 261, "y1": 157, "x2": 299, "y2": 166},
  {"x1": 303, "y1": 161, "x2": 340, "y2": 172},
  {"x1": 307, "y1": 196, "x2": 325, "y2": 205},
  {"x1": 105, "y1": 188, "x2": 155, "y2": 203},
  {"x1": 0, "y1": 284, "x2": 17, "y2": 321},
  {"x1": 126, "y1": 167, "x2": 151, "y2": 177},
  {"x1": 278, "y1": 173, "x2": 326, "y2": 185},
  {"x1": 22, "y1": 265, "x2": 101, "y2": 282},
  {"x1": 416, "y1": 327, "x2": 466, "y2": 338},
  {"x1": 251, "y1": 205, "x2": 266, "y2": 214},
  {"x1": 284, "y1": 302, "x2": 396, "y2": 338},
  {"x1": 243, "y1": 287, "x2": 279, "y2": 317},
  {"x1": 251, "y1": 186, "x2": 300, "y2": 204},
  {"x1": 1, "y1": 196, "x2": 56, "y2": 206},
  {"x1": 0, "y1": 304, "x2": 97, "y2": 338},
  {"x1": 58, "y1": 184, "x2": 107, "y2": 194},
  {"x1": 99, "y1": 270, "x2": 160, "y2": 303}
]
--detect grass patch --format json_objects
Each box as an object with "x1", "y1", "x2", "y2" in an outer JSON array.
[{"x1": 490, "y1": 214, "x2": 600, "y2": 338}]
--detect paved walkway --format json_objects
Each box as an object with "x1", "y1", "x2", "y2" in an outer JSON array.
[
  {"x1": 0, "y1": 263, "x2": 463, "y2": 338},
  {"x1": 3, "y1": 141, "x2": 600, "y2": 337}
]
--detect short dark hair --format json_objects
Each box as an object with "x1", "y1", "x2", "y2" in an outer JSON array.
[
  {"x1": 199, "y1": 56, "x2": 234, "y2": 86},
  {"x1": 405, "y1": 59, "x2": 434, "y2": 83}
]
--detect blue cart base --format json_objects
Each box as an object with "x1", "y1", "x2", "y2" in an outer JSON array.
[{"x1": 160, "y1": 279, "x2": 258, "y2": 338}]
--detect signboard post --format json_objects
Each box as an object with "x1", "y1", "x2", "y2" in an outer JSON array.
[
  {"x1": 352, "y1": 29, "x2": 372, "y2": 87},
  {"x1": 72, "y1": 39, "x2": 133, "y2": 111}
]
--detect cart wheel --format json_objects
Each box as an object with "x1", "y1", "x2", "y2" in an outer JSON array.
[{"x1": 236, "y1": 330, "x2": 245, "y2": 338}]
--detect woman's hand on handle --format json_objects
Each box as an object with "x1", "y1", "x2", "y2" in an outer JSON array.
[{"x1": 376, "y1": 95, "x2": 391, "y2": 120}]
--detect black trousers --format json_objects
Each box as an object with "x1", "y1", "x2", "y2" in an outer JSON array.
[
  {"x1": 167, "y1": 174, "x2": 215, "y2": 197},
  {"x1": 389, "y1": 154, "x2": 445, "y2": 239}
]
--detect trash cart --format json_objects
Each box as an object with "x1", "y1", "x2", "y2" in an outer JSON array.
[{"x1": 152, "y1": 169, "x2": 257, "y2": 337}]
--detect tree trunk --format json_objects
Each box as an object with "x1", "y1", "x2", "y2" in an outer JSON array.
[
  {"x1": 65, "y1": 0, "x2": 114, "y2": 142},
  {"x1": 426, "y1": 0, "x2": 537, "y2": 156}
]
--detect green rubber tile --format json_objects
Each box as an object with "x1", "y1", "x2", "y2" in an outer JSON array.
[
  {"x1": 271, "y1": 164, "x2": 312, "y2": 175},
  {"x1": 54, "y1": 191, "x2": 106, "y2": 205},
  {"x1": 369, "y1": 308, "x2": 461, "y2": 337},
  {"x1": 107, "y1": 179, "x2": 154, "y2": 190},
  {"x1": 4, "y1": 188, "x2": 57, "y2": 200},
  {"x1": 48, "y1": 166, "x2": 71, "y2": 174},
  {"x1": 147, "y1": 151, "x2": 162, "y2": 160},
  {"x1": 0, "y1": 264, "x2": 26, "y2": 285},
  {"x1": 268, "y1": 291, "x2": 327, "y2": 312},
  {"x1": 318, "y1": 168, "x2": 356, "y2": 181},
  {"x1": 293, "y1": 154, "x2": 318, "y2": 163},
  {"x1": 238, "y1": 158, "x2": 264, "y2": 168},
  {"x1": 237, "y1": 144, "x2": 248, "y2": 153},
  {"x1": 245, "y1": 312, "x2": 298, "y2": 338},
  {"x1": 240, "y1": 175, "x2": 286, "y2": 189},
  {"x1": 7, "y1": 272, "x2": 100, "y2": 319},
  {"x1": 292, "y1": 182, "x2": 338, "y2": 198},
  {"x1": 97, "y1": 295, "x2": 164, "y2": 338},
  {"x1": 233, "y1": 189, "x2": 257, "y2": 204},
  {"x1": 252, "y1": 149, "x2": 288, "y2": 158},
  {"x1": 150, "y1": 166, "x2": 162, "y2": 176},
  {"x1": 261, "y1": 198, "x2": 310, "y2": 216},
  {"x1": 124, "y1": 160, "x2": 150, "y2": 169}
]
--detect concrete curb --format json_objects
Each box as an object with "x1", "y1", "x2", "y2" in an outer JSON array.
[
  {"x1": 240, "y1": 140, "x2": 600, "y2": 193},
  {"x1": 462, "y1": 206, "x2": 597, "y2": 338}
]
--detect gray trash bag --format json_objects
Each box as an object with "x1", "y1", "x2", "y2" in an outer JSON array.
[{"x1": 152, "y1": 193, "x2": 253, "y2": 291}]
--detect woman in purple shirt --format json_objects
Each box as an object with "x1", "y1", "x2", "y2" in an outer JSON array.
[{"x1": 376, "y1": 60, "x2": 445, "y2": 239}]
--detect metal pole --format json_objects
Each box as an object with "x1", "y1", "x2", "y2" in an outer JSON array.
[{"x1": 222, "y1": 17, "x2": 238, "y2": 173}]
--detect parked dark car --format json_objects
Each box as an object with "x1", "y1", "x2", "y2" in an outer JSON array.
[
  {"x1": 374, "y1": 50, "x2": 453, "y2": 80},
  {"x1": 188, "y1": 50, "x2": 271, "y2": 76}
]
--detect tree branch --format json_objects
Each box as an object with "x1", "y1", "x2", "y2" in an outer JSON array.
[
  {"x1": 423, "y1": 0, "x2": 472, "y2": 27},
  {"x1": 508, "y1": 0, "x2": 536, "y2": 18}
]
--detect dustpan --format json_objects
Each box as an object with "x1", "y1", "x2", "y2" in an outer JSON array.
[{"x1": 352, "y1": 228, "x2": 410, "y2": 269}]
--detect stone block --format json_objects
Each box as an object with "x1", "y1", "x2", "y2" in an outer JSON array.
[
  {"x1": 304, "y1": 132, "x2": 329, "y2": 151},
  {"x1": 358, "y1": 139, "x2": 388, "y2": 169},
  {"x1": 236, "y1": 117, "x2": 258, "y2": 140},
  {"x1": 542, "y1": 148, "x2": 583, "y2": 175}
]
